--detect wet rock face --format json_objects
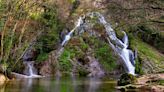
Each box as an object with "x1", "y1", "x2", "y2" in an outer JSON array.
[
  {"x1": 85, "y1": 56, "x2": 105, "y2": 77},
  {"x1": 39, "y1": 48, "x2": 64, "y2": 76},
  {"x1": 39, "y1": 62, "x2": 53, "y2": 76},
  {"x1": 23, "y1": 48, "x2": 37, "y2": 61},
  {"x1": 117, "y1": 73, "x2": 137, "y2": 86}
]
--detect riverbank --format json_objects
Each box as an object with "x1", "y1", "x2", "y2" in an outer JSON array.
[
  {"x1": 117, "y1": 73, "x2": 164, "y2": 92},
  {"x1": 0, "y1": 74, "x2": 8, "y2": 86}
]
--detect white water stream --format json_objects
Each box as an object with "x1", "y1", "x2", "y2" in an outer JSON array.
[{"x1": 61, "y1": 12, "x2": 135, "y2": 75}]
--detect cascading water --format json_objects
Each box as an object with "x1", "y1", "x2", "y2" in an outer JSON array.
[
  {"x1": 119, "y1": 32, "x2": 135, "y2": 75},
  {"x1": 23, "y1": 61, "x2": 41, "y2": 77},
  {"x1": 61, "y1": 17, "x2": 84, "y2": 46},
  {"x1": 23, "y1": 49, "x2": 41, "y2": 77},
  {"x1": 27, "y1": 62, "x2": 34, "y2": 76},
  {"x1": 89, "y1": 12, "x2": 135, "y2": 75},
  {"x1": 61, "y1": 12, "x2": 135, "y2": 75}
]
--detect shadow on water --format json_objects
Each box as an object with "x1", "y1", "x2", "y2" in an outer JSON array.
[{"x1": 0, "y1": 77, "x2": 118, "y2": 92}]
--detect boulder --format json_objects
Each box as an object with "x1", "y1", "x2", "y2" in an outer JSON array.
[
  {"x1": 117, "y1": 73, "x2": 137, "y2": 86},
  {"x1": 0, "y1": 74, "x2": 7, "y2": 86},
  {"x1": 85, "y1": 56, "x2": 105, "y2": 77}
]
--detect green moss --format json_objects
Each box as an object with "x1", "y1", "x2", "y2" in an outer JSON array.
[
  {"x1": 156, "y1": 80, "x2": 164, "y2": 86},
  {"x1": 117, "y1": 73, "x2": 137, "y2": 86},
  {"x1": 135, "y1": 57, "x2": 144, "y2": 75},
  {"x1": 78, "y1": 67, "x2": 89, "y2": 76}
]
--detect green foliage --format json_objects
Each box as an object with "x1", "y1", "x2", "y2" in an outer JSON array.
[
  {"x1": 65, "y1": 37, "x2": 87, "y2": 59},
  {"x1": 81, "y1": 43, "x2": 89, "y2": 51},
  {"x1": 66, "y1": 35, "x2": 118, "y2": 72},
  {"x1": 0, "y1": 0, "x2": 37, "y2": 72},
  {"x1": 68, "y1": 0, "x2": 76, "y2": 4},
  {"x1": 156, "y1": 80, "x2": 164, "y2": 86},
  {"x1": 94, "y1": 39, "x2": 117, "y2": 71},
  {"x1": 129, "y1": 25, "x2": 164, "y2": 53},
  {"x1": 35, "y1": 5, "x2": 64, "y2": 61},
  {"x1": 36, "y1": 53, "x2": 49, "y2": 62},
  {"x1": 130, "y1": 35, "x2": 164, "y2": 62},
  {"x1": 59, "y1": 49, "x2": 73, "y2": 72},
  {"x1": 135, "y1": 57, "x2": 144, "y2": 75},
  {"x1": 78, "y1": 67, "x2": 89, "y2": 76},
  {"x1": 0, "y1": 0, "x2": 64, "y2": 74},
  {"x1": 36, "y1": 29, "x2": 59, "y2": 53},
  {"x1": 69, "y1": 0, "x2": 80, "y2": 15},
  {"x1": 30, "y1": 13, "x2": 42, "y2": 20},
  {"x1": 129, "y1": 34, "x2": 164, "y2": 73},
  {"x1": 0, "y1": 62, "x2": 8, "y2": 73}
]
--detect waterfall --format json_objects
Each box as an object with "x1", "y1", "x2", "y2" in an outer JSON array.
[
  {"x1": 61, "y1": 12, "x2": 135, "y2": 75},
  {"x1": 23, "y1": 48, "x2": 41, "y2": 77},
  {"x1": 120, "y1": 32, "x2": 135, "y2": 74},
  {"x1": 27, "y1": 62, "x2": 34, "y2": 76},
  {"x1": 93, "y1": 12, "x2": 135, "y2": 75},
  {"x1": 26, "y1": 61, "x2": 36, "y2": 76},
  {"x1": 61, "y1": 17, "x2": 84, "y2": 46},
  {"x1": 24, "y1": 61, "x2": 41, "y2": 77}
]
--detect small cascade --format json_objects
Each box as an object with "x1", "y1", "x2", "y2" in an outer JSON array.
[
  {"x1": 120, "y1": 31, "x2": 135, "y2": 74},
  {"x1": 93, "y1": 12, "x2": 135, "y2": 75},
  {"x1": 60, "y1": 12, "x2": 135, "y2": 75},
  {"x1": 24, "y1": 61, "x2": 41, "y2": 77},
  {"x1": 61, "y1": 17, "x2": 84, "y2": 46},
  {"x1": 26, "y1": 61, "x2": 36, "y2": 76}
]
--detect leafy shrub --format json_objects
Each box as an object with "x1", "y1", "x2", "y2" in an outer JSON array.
[
  {"x1": 59, "y1": 49, "x2": 73, "y2": 72},
  {"x1": 94, "y1": 39, "x2": 117, "y2": 71},
  {"x1": 35, "y1": 4, "x2": 64, "y2": 61},
  {"x1": 36, "y1": 53, "x2": 49, "y2": 62}
]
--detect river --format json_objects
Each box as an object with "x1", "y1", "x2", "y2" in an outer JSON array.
[{"x1": 0, "y1": 77, "x2": 118, "y2": 92}]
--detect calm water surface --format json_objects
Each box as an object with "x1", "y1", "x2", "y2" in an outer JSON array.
[{"x1": 0, "y1": 77, "x2": 119, "y2": 92}]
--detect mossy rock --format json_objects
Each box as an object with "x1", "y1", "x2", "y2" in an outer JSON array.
[
  {"x1": 78, "y1": 68, "x2": 89, "y2": 77},
  {"x1": 117, "y1": 73, "x2": 137, "y2": 86}
]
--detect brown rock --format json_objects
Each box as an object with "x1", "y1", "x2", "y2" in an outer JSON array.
[
  {"x1": 137, "y1": 73, "x2": 164, "y2": 85},
  {"x1": 39, "y1": 62, "x2": 53, "y2": 76},
  {"x1": 0, "y1": 74, "x2": 6, "y2": 86}
]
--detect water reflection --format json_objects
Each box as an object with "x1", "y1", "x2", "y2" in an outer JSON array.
[
  {"x1": 21, "y1": 78, "x2": 33, "y2": 92},
  {"x1": 54, "y1": 76, "x2": 60, "y2": 92},
  {"x1": 1, "y1": 77, "x2": 117, "y2": 92},
  {"x1": 0, "y1": 84, "x2": 5, "y2": 92},
  {"x1": 87, "y1": 78, "x2": 101, "y2": 92}
]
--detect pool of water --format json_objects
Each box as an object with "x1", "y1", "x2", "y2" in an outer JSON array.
[{"x1": 0, "y1": 77, "x2": 119, "y2": 92}]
